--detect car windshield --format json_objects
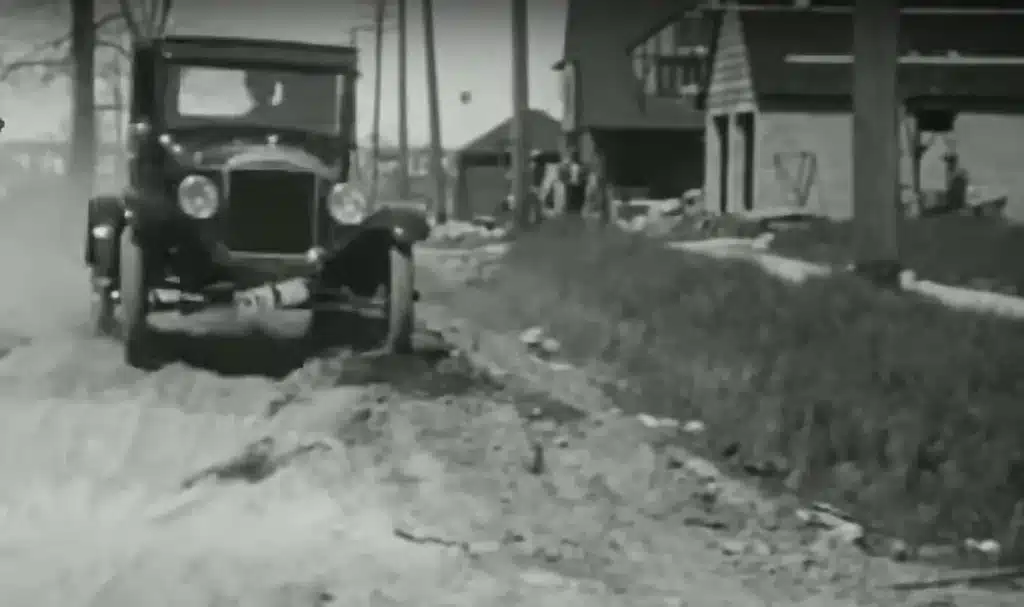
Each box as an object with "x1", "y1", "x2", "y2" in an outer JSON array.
[{"x1": 165, "y1": 63, "x2": 344, "y2": 135}]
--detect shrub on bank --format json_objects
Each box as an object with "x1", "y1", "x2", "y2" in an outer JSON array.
[{"x1": 493, "y1": 219, "x2": 1024, "y2": 552}]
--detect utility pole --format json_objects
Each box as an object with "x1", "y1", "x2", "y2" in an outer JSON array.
[
  {"x1": 422, "y1": 0, "x2": 447, "y2": 222},
  {"x1": 369, "y1": 0, "x2": 386, "y2": 203},
  {"x1": 852, "y1": 0, "x2": 901, "y2": 285},
  {"x1": 70, "y1": 0, "x2": 98, "y2": 196},
  {"x1": 396, "y1": 0, "x2": 410, "y2": 199},
  {"x1": 511, "y1": 0, "x2": 531, "y2": 228}
]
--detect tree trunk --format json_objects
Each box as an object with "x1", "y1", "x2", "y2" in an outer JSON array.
[{"x1": 70, "y1": 0, "x2": 97, "y2": 196}]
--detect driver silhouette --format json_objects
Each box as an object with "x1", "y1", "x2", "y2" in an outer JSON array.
[{"x1": 243, "y1": 71, "x2": 280, "y2": 121}]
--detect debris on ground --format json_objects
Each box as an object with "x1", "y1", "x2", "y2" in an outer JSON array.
[
  {"x1": 417, "y1": 245, "x2": 1024, "y2": 607},
  {"x1": 516, "y1": 326, "x2": 565, "y2": 364},
  {"x1": 180, "y1": 436, "x2": 336, "y2": 489},
  {"x1": 427, "y1": 220, "x2": 509, "y2": 248}
]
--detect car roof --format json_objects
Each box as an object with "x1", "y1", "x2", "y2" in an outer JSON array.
[{"x1": 157, "y1": 35, "x2": 357, "y2": 72}]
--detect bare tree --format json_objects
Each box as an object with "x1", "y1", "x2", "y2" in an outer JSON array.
[
  {"x1": 69, "y1": 0, "x2": 172, "y2": 192},
  {"x1": 0, "y1": 12, "x2": 123, "y2": 83},
  {"x1": 0, "y1": 2, "x2": 130, "y2": 191},
  {"x1": 116, "y1": 0, "x2": 172, "y2": 41}
]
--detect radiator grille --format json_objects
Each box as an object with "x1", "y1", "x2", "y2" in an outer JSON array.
[{"x1": 222, "y1": 169, "x2": 316, "y2": 254}]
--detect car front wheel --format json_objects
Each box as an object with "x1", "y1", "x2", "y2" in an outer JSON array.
[
  {"x1": 384, "y1": 243, "x2": 415, "y2": 353},
  {"x1": 90, "y1": 279, "x2": 117, "y2": 337},
  {"x1": 118, "y1": 225, "x2": 158, "y2": 369},
  {"x1": 308, "y1": 243, "x2": 415, "y2": 353}
]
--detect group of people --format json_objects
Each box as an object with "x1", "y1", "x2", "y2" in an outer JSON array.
[
  {"x1": 515, "y1": 149, "x2": 595, "y2": 218},
  {"x1": 499, "y1": 150, "x2": 595, "y2": 220}
]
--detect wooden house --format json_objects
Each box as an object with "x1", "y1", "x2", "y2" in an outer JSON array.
[
  {"x1": 701, "y1": 5, "x2": 1024, "y2": 221},
  {"x1": 554, "y1": 0, "x2": 711, "y2": 200}
]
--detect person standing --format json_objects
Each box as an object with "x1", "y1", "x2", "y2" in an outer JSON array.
[
  {"x1": 527, "y1": 150, "x2": 547, "y2": 221},
  {"x1": 559, "y1": 150, "x2": 589, "y2": 216}
]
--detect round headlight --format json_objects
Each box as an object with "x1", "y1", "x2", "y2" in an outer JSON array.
[
  {"x1": 177, "y1": 174, "x2": 219, "y2": 219},
  {"x1": 328, "y1": 182, "x2": 368, "y2": 225}
]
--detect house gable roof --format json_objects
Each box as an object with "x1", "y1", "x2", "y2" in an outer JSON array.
[
  {"x1": 734, "y1": 8, "x2": 1024, "y2": 101},
  {"x1": 458, "y1": 109, "x2": 563, "y2": 157}
]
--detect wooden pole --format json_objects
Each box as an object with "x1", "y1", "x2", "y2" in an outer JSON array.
[
  {"x1": 511, "y1": 0, "x2": 531, "y2": 228},
  {"x1": 852, "y1": 0, "x2": 901, "y2": 284},
  {"x1": 70, "y1": 0, "x2": 97, "y2": 195},
  {"x1": 396, "y1": 0, "x2": 411, "y2": 199},
  {"x1": 370, "y1": 0, "x2": 386, "y2": 203},
  {"x1": 422, "y1": 0, "x2": 447, "y2": 222}
]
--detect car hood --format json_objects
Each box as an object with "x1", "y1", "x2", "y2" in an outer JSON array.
[
  {"x1": 187, "y1": 142, "x2": 340, "y2": 180},
  {"x1": 163, "y1": 127, "x2": 344, "y2": 179}
]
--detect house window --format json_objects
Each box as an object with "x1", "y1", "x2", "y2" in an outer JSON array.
[{"x1": 629, "y1": 11, "x2": 709, "y2": 99}]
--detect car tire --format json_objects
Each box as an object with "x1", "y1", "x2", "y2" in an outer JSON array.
[
  {"x1": 118, "y1": 225, "x2": 159, "y2": 370},
  {"x1": 384, "y1": 243, "x2": 415, "y2": 354}
]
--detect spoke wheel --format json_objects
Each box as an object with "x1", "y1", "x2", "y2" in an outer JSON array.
[
  {"x1": 384, "y1": 244, "x2": 415, "y2": 354},
  {"x1": 118, "y1": 225, "x2": 159, "y2": 370},
  {"x1": 90, "y1": 272, "x2": 117, "y2": 337}
]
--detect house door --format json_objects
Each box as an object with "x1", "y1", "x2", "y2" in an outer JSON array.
[
  {"x1": 713, "y1": 115, "x2": 729, "y2": 213},
  {"x1": 736, "y1": 112, "x2": 755, "y2": 211}
]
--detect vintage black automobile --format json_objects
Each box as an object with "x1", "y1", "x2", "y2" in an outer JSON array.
[{"x1": 85, "y1": 36, "x2": 430, "y2": 369}]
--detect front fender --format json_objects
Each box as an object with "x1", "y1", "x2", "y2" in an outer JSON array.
[
  {"x1": 85, "y1": 195, "x2": 126, "y2": 266},
  {"x1": 122, "y1": 189, "x2": 174, "y2": 244},
  {"x1": 362, "y1": 205, "x2": 431, "y2": 244}
]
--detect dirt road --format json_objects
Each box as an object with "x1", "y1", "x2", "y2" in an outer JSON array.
[
  {"x1": 3, "y1": 190, "x2": 1014, "y2": 607},
  {"x1": 0, "y1": 190, "x2": 647, "y2": 606},
  {"x1": 0, "y1": 191, "x2": 562, "y2": 605}
]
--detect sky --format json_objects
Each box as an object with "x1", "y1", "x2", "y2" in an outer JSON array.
[{"x1": 0, "y1": 0, "x2": 568, "y2": 146}]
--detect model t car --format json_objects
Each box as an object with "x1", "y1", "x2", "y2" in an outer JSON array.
[{"x1": 84, "y1": 36, "x2": 430, "y2": 369}]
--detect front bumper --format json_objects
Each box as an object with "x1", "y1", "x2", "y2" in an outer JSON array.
[
  {"x1": 146, "y1": 277, "x2": 395, "y2": 318},
  {"x1": 147, "y1": 245, "x2": 417, "y2": 317}
]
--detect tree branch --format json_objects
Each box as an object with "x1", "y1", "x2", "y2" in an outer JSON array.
[
  {"x1": 0, "y1": 11, "x2": 124, "y2": 81},
  {"x1": 117, "y1": 0, "x2": 144, "y2": 40},
  {"x1": 0, "y1": 59, "x2": 66, "y2": 82},
  {"x1": 118, "y1": 0, "x2": 173, "y2": 40}
]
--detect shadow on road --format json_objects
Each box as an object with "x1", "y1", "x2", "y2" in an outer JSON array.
[
  {"x1": 144, "y1": 327, "x2": 318, "y2": 378},
  {"x1": 144, "y1": 318, "x2": 455, "y2": 380}
]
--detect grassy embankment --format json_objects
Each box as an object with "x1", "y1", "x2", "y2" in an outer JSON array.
[{"x1": 466, "y1": 218, "x2": 1024, "y2": 557}]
